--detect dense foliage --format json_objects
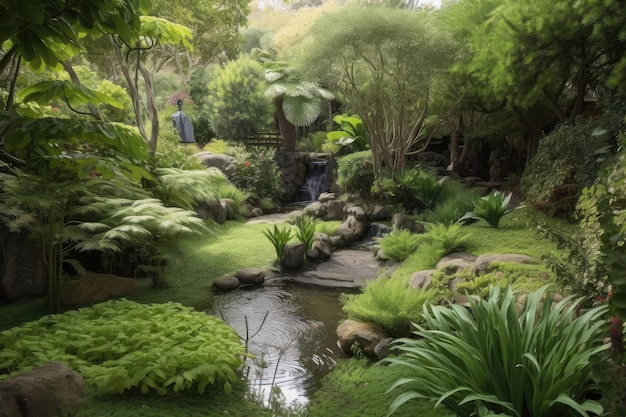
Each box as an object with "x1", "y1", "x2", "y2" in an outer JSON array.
[
  {"x1": 0, "y1": 300, "x2": 246, "y2": 395},
  {"x1": 336, "y1": 150, "x2": 375, "y2": 198},
  {"x1": 226, "y1": 146, "x2": 283, "y2": 203},
  {"x1": 204, "y1": 55, "x2": 274, "y2": 141},
  {"x1": 388, "y1": 286, "x2": 609, "y2": 417}
]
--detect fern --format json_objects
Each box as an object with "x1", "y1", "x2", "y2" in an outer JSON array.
[
  {"x1": 377, "y1": 229, "x2": 422, "y2": 262},
  {"x1": 0, "y1": 300, "x2": 246, "y2": 396}
]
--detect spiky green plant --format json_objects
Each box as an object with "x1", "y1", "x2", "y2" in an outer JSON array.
[
  {"x1": 461, "y1": 191, "x2": 517, "y2": 228},
  {"x1": 387, "y1": 286, "x2": 609, "y2": 417},
  {"x1": 294, "y1": 215, "x2": 317, "y2": 253},
  {"x1": 262, "y1": 224, "x2": 294, "y2": 264}
]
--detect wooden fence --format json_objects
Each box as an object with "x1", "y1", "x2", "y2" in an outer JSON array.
[{"x1": 244, "y1": 132, "x2": 283, "y2": 150}]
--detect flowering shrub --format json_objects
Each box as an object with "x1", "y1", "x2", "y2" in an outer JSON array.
[{"x1": 227, "y1": 146, "x2": 283, "y2": 203}]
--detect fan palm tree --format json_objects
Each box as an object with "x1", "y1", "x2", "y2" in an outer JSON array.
[{"x1": 264, "y1": 63, "x2": 335, "y2": 152}]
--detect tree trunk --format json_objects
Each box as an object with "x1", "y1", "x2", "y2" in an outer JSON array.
[{"x1": 274, "y1": 96, "x2": 297, "y2": 152}]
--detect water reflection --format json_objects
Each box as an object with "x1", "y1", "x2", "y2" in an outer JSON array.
[{"x1": 209, "y1": 278, "x2": 355, "y2": 404}]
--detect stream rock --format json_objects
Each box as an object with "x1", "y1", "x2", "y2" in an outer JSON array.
[
  {"x1": 0, "y1": 361, "x2": 86, "y2": 417},
  {"x1": 236, "y1": 268, "x2": 265, "y2": 285},
  {"x1": 282, "y1": 242, "x2": 306, "y2": 269},
  {"x1": 214, "y1": 276, "x2": 240, "y2": 290},
  {"x1": 336, "y1": 319, "x2": 390, "y2": 360}
]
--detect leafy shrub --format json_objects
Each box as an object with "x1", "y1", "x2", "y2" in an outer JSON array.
[
  {"x1": 461, "y1": 190, "x2": 516, "y2": 228},
  {"x1": 521, "y1": 105, "x2": 626, "y2": 216},
  {"x1": 0, "y1": 300, "x2": 246, "y2": 395},
  {"x1": 378, "y1": 229, "x2": 422, "y2": 262},
  {"x1": 336, "y1": 150, "x2": 375, "y2": 198},
  {"x1": 214, "y1": 181, "x2": 249, "y2": 218},
  {"x1": 387, "y1": 286, "x2": 609, "y2": 417},
  {"x1": 326, "y1": 114, "x2": 368, "y2": 152},
  {"x1": 298, "y1": 131, "x2": 328, "y2": 153},
  {"x1": 204, "y1": 55, "x2": 274, "y2": 141},
  {"x1": 154, "y1": 143, "x2": 203, "y2": 171},
  {"x1": 341, "y1": 277, "x2": 438, "y2": 337},
  {"x1": 373, "y1": 168, "x2": 447, "y2": 211},
  {"x1": 96, "y1": 79, "x2": 134, "y2": 124},
  {"x1": 535, "y1": 219, "x2": 609, "y2": 308},
  {"x1": 191, "y1": 109, "x2": 216, "y2": 146},
  {"x1": 226, "y1": 146, "x2": 283, "y2": 203}
]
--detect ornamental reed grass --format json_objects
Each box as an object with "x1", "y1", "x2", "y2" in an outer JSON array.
[{"x1": 386, "y1": 286, "x2": 609, "y2": 417}]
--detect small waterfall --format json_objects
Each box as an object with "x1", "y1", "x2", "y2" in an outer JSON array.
[
  {"x1": 365, "y1": 223, "x2": 393, "y2": 240},
  {"x1": 296, "y1": 160, "x2": 327, "y2": 202}
]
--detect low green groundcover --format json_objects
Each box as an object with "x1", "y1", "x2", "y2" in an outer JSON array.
[{"x1": 0, "y1": 299, "x2": 245, "y2": 395}]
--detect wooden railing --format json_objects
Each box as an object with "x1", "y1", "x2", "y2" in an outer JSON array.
[{"x1": 244, "y1": 132, "x2": 283, "y2": 149}]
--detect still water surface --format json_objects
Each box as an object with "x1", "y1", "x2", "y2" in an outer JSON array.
[{"x1": 209, "y1": 278, "x2": 354, "y2": 404}]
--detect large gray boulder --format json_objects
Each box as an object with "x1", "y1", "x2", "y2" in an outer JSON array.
[
  {"x1": 195, "y1": 152, "x2": 235, "y2": 171},
  {"x1": 0, "y1": 361, "x2": 86, "y2": 417}
]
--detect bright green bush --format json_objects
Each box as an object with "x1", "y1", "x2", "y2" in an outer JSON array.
[
  {"x1": 204, "y1": 55, "x2": 273, "y2": 141},
  {"x1": 316, "y1": 220, "x2": 341, "y2": 236},
  {"x1": 387, "y1": 286, "x2": 608, "y2": 417},
  {"x1": 337, "y1": 150, "x2": 375, "y2": 198},
  {"x1": 378, "y1": 229, "x2": 423, "y2": 262},
  {"x1": 341, "y1": 277, "x2": 439, "y2": 337},
  {"x1": 0, "y1": 300, "x2": 246, "y2": 395},
  {"x1": 419, "y1": 222, "x2": 469, "y2": 258}
]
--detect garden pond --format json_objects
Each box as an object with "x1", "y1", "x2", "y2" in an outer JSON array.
[{"x1": 209, "y1": 277, "x2": 355, "y2": 404}]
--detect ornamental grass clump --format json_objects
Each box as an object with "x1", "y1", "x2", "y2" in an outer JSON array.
[
  {"x1": 387, "y1": 286, "x2": 609, "y2": 417},
  {"x1": 263, "y1": 224, "x2": 294, "y2": 264},
  {"x1": 0, "y1": 300, "x2": 246, "y2": 395}
]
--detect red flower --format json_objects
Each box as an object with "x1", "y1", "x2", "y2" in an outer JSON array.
[{"x1": 244, "y1": 161, "x2": 251, "y2": 168}]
